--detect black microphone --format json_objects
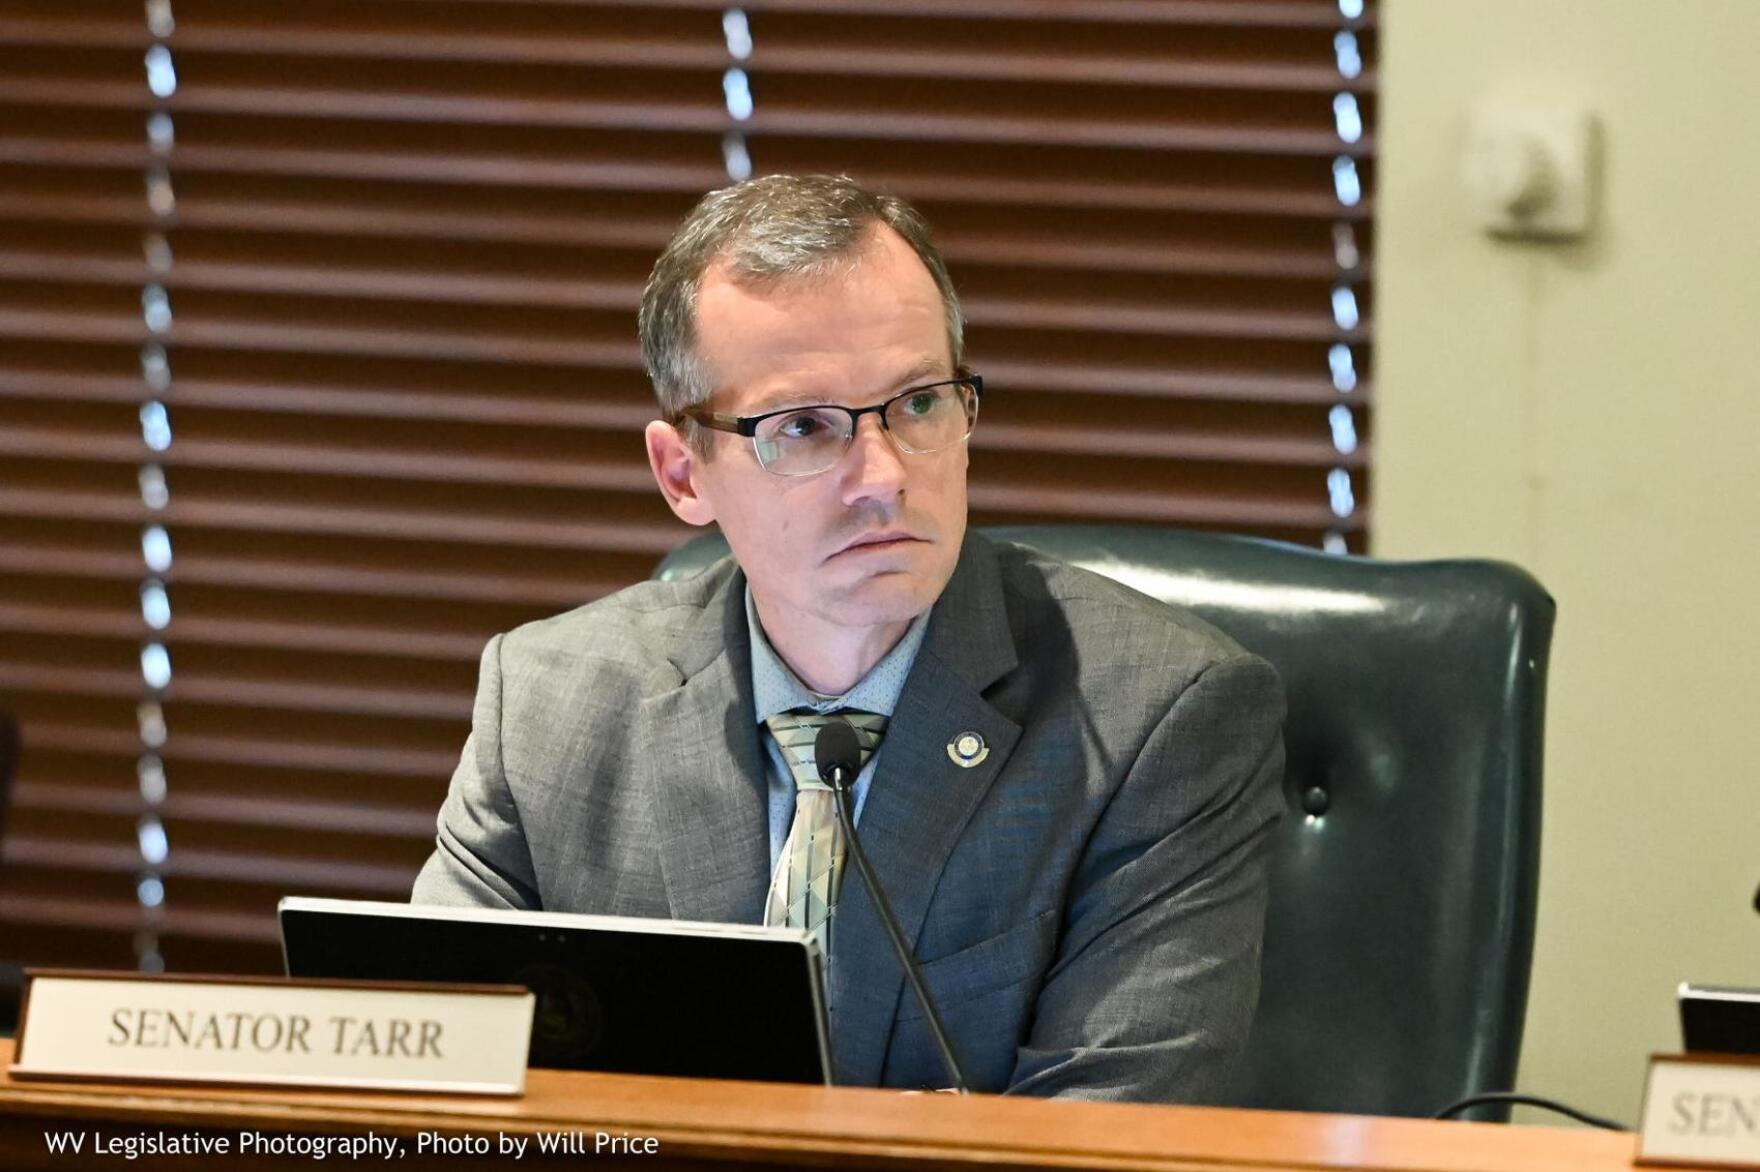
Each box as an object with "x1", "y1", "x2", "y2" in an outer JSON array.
[{"x1": 815, "y1": 718, "x2": 971, "y2": 1095}]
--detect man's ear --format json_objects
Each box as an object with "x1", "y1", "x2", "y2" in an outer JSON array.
[{"x1": 645, "y1": 420, "x2": 716, "y2": 526}]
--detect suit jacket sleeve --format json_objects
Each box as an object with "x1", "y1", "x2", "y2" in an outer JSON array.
[
  {"x1": 1005, "y1": 653, "x2": 1286, "y2": 1103},
  {"x1": 411, "y1": 633, "x2": 543, "y2": 910}
]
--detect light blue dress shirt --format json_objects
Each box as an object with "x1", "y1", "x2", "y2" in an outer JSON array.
[{"x1": 745, "y1": 588, "x2": 931, "y2": 871}]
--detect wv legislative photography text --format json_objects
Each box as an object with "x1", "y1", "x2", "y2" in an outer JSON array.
[{"x1": 39, "y1": 1128, "x2": 662, "y2": 1160}]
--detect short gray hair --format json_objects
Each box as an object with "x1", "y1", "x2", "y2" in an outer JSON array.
[{"x1": 638, "y1": 174, "x2": 965, "y2": 438}]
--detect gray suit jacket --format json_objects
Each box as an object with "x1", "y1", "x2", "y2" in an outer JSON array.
[{"x1": 413, "y1": 533, "x2": 1285, "y2": 1102}]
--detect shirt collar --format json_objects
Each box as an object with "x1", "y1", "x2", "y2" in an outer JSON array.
[{"x1": 746, "y1": 587, "x2": 931, "y2": 722}]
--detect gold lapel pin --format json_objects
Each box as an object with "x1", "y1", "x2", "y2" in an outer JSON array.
[{"x1": 946, "y1": 731, "x2": 989, "y2": 768}]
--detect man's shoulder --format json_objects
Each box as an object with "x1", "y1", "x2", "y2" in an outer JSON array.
[
  {"x1": 496, "y1": 556, "x2": 737, "y2": 680},
  {"x1": 985, "y1": 535, "x2": 1256, "y2": 678}
]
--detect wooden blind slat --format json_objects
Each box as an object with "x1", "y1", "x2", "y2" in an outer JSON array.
[
  {"x1": 0, "y1": 220, "x2": 1357, "y2": 281},
  {"x1": 3, "y1": 836, "x2": 419, "y2": 897},
  {"x1": 0, "y1": 893, "x2": 147, "y2": 936},
  {"x1": 0, "y1": 22, "x2": 1374, "y2": 93},
  {"x1": 7, "y1": 420, "x2": 1360, "y2": 480},
  {"x1": 3, "y1": 362, "x2": 1365, "y2": 412},
  {"x1": 395, "y1": 0, "x2": 1371, "y2": 30},
  {"x1": 0, "y1": 138, "x2": 1365, "y2": 217},
  {"x1": 15, "y1": 781, "x2": 439, "y2": 839},
  {"x1": 1, "y1": 85, "x2": 1366, "y2": 160}
]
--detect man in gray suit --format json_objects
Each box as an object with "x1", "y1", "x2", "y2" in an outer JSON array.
[{"x1": 414, "y1": 175, "x2": 1285, "y2": 1103}]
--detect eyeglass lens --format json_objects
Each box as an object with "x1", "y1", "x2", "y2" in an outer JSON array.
[{"x1": 752, "y1": 381, "x2": 977, "y2": 475}]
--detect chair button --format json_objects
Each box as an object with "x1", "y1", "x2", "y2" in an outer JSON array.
[{"x1": 1301, "y1": 786, "x2": 1331, "y2": 816}]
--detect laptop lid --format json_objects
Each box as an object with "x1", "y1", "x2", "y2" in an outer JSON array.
[
  {"x1": 279, "y1": 897, "x2": 831, "y2": 1085},
  {"x1": 1679, "y1": 983, "x2": 1760, "y2": 1056}
]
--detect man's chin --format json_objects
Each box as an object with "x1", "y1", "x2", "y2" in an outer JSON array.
[{"x1": 817, "y1": 568, "x2": 942, "y2": 628}]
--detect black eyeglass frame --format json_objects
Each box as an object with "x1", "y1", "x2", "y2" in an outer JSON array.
[{"x1": 673, "y1": 373, "x2": 984, "y2": 446}]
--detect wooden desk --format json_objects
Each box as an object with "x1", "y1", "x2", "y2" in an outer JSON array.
[{"x1": 0, "y1": 1039, "x2": 1685, "y2": 1171}]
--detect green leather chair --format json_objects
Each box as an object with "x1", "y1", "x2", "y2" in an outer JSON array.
[{"x1": 654, "y1": 525, "x2": 1554, "y2": 1120}]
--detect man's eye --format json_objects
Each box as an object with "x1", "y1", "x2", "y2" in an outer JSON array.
[
  {"x1": 777, "y1": 413, "x2": 824, "y2": 439},
  {"x1": 905, "y1": 392, "x2": 940, "y2": 416}
]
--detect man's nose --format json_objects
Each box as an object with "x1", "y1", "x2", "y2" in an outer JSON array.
[{"x1": 839, "y1": 412, "x2": 908, "y2": 506}]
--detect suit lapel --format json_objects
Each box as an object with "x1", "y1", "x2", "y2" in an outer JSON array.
[
  {"x1": 638, "y1": 562, "x2": 772, "y2": 925},
  {"x1": 828, "y1": 534, "x2": 1022, "y2": 1087}
]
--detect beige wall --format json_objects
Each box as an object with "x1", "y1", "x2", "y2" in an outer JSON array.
[{"x1": 1373, "y1": 1, "x2": 1760, "y2": 1125}]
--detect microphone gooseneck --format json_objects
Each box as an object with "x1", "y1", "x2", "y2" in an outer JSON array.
[{"x1": 814, "y1": 719, "x2": 972, "y2": 1095}]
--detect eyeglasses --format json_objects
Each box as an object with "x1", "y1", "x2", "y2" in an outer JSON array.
[{"x1": 674, "y1": 374, "x2": 983, "y2": 477}]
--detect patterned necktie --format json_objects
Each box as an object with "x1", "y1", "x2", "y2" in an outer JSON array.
[{"x1": 763, "y1": 710, "x2": 888, "y2": 954}]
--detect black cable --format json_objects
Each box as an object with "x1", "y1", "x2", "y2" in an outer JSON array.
[{"x1": 1432, "y1": 1092, "x2": 1626, "y2": 1131}]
